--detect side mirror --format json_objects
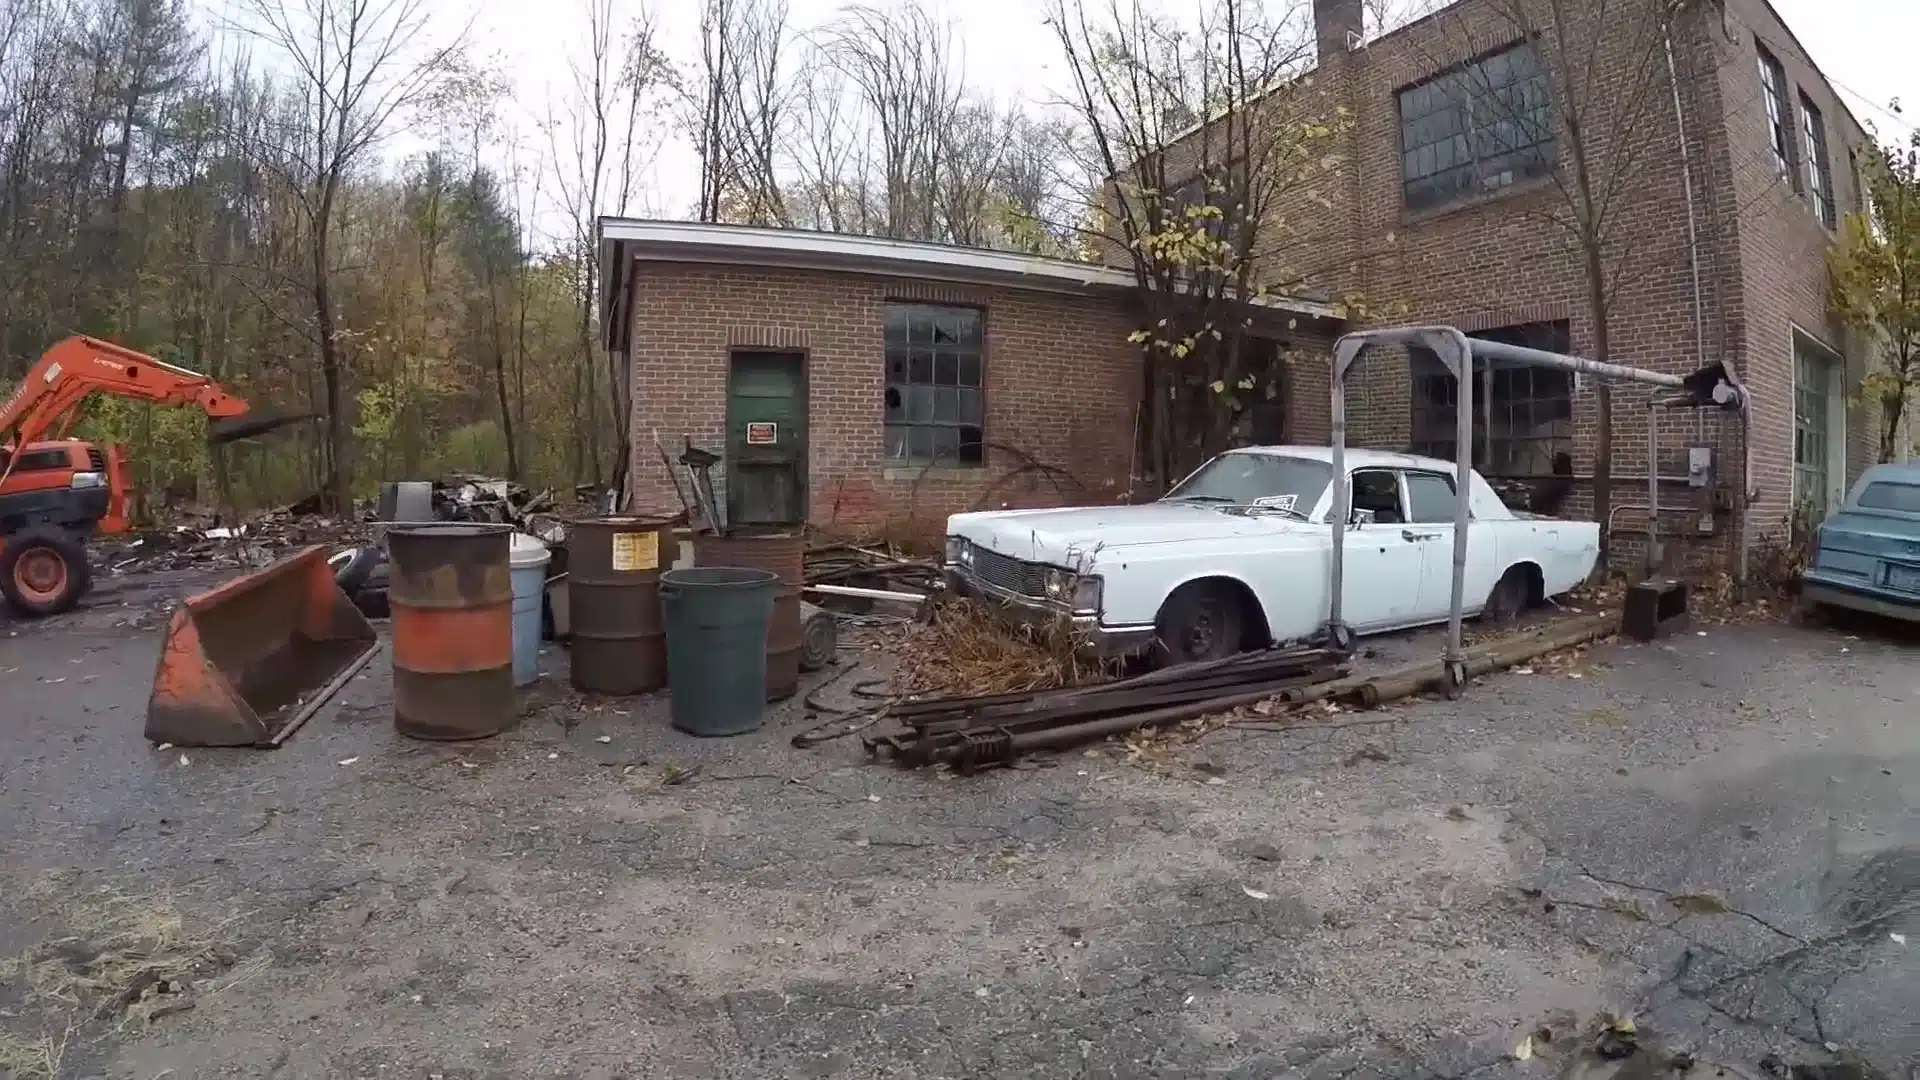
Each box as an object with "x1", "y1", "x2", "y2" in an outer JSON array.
[{"x1": 1350, "y1": 507, "x2": 1376, "y2": 528}]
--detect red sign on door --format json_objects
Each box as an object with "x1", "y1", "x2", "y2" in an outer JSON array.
[{"x1": 745, "y1": 422, "x2": 778, "y2": 445}]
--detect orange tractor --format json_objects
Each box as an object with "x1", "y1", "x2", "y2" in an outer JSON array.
[{"x1": 0, "y1": 335, "x2": 300, "y2": 616}]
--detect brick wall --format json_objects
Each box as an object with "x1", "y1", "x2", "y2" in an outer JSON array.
[
  {"x1": 1167, "y1": 0, "x2": 1874, "y2": 567},
  {"x1": 1709, "y1": 0, "x2": 1876, "y2": 550},
  {"x1": 624, "y1": 263, "x2": 1150, "y2": 532}
]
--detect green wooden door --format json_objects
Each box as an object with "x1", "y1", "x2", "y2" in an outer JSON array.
[{"x1": 726, "y1": 351, "x2": 807, "y2": 527}]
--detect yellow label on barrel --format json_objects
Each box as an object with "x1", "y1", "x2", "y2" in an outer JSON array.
[{"x1": 611, "y1": 530, "x2": 659, "y2": 572}]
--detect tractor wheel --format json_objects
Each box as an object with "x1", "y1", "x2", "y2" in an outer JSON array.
[{"x1": 0, "y1": 528, "x2": 91, "y2": 617}]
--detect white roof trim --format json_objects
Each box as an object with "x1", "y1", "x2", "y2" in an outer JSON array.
[{"x1": 596, "y1": 219, "x2": 1339, "y2": 323}]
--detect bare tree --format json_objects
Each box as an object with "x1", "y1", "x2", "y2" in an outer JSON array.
[
  {"x1": 231, "y1": 0, "x2": 469, "y2": 511},
  {"x1": 1393, "y1": 0, "x2": 1729, "y2": 557},
  {"x1": 693, "y1": 0, "x2": 792, "y2": 225},
  {"x1": 821, "y1": 0, "x2": 960, "y2": 241},
  {"x1": 1047, "y1": 0, "x2": 1338, "y2": 482},
  {"x1": 549, "y1": 0, "x2": 670, "y2": 495}
]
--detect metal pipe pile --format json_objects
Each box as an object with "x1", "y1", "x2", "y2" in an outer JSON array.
[{"x1": 865, "y1": 644, "x2": 1347, "y2": 772}]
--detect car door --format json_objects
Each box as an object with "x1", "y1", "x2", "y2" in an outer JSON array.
[
  {"x1": 1401, "y1": 469, "x2": 1465, "y2": 619},
  {"x1": 1339, "y1": 468, "x2": 1426, "y2": 629}
]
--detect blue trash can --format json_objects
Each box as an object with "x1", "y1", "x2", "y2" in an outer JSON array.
[{"x1": 509, "y1": 533, "x2": 552, "y2": 687}]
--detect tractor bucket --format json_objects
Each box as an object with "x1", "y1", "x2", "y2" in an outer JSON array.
[{"x1": 146, "y1": 546, "x2": 379, "y2": 748}]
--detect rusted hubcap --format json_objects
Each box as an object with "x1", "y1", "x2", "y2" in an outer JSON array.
[{"x1": 15, "y1": 548, "x2": 68, "y2": 602}]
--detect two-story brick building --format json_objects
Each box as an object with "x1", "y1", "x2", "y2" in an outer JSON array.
[
  {"x1": 1268, "y1": 0, "x2": 1877, "y2": 570},
  {"x1": 599, "y1": 0, "x2": 1876, "y2": 571}
]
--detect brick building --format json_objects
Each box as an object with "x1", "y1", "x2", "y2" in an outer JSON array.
[
  {"x1": 599, "y1": 0, "x2": 1876, "y2": 566},
  {"x1": 1263, "y1": 0, "x2": 1876, "y2": 567},
  {"x1": 596, "y1": 220, "x2": 1338, "y2": 529}
]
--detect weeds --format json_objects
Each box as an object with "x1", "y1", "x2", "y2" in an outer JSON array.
[
  {"x1": 0, "y1": 1027, "x2": 67, "y2": 1080},
  {"x1": 6, "y1": 884, "x2": 242, "y2": 1032},
  {"x1": 892, "y1": 596, "x2": 1118, "y2": 697}
]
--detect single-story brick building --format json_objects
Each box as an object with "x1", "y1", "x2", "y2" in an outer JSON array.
[{"x1": 597, "y1": 220, "x2": 1342, "y2": 531}]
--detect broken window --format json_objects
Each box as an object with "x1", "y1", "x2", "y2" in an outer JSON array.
[
  {"x1": 1757, "y1": 46, "x2": 1799, "y2": 188},
  {"x1": 1408, "y1": 320, "x2": 1574, "y2": 479},
  {"x1": 1230, "y1": 336, "x2": 1290, "y2": 447},
  {"x1": 883, "y1": 303, "x2": 985, "y2": 467},
  {"x1": 1398, "y1": 40, "x2": 1557, "y2": 212},
  {"x1": 1799, "y1": 92, "x2": 1836, "y2": 228}
]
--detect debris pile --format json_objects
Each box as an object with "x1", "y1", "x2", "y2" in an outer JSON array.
[
  {"x1": 96, "y1": 508, "x2": 364, "y2": 575},
  {"x1": 866, "y1": 643, "x2": 1347, "y2": 771},
  {"x1": 425, "y1": 474, "x2": 590, "y2": 538},
  {"x1": 887, "y1": 594, "x2": 1105, "y2": 697}
]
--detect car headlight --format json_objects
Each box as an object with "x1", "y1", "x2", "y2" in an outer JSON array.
[
  {"x1": 945, "y1": 536, "x2": 968, "y2": 565},
  {"x1": 1071, "y1": 575, "x2": 1102, "y2": 615},
  {"x1": 1042, "y1": 570, "x2": 1103, "y2": 614}
]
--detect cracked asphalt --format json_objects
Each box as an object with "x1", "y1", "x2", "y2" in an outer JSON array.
[{"x1": 0, "y1": 570, "x2": 1913, "y2": 1079}]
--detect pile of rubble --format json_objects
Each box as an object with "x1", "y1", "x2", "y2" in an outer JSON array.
[{"x1": 95, "y1": 473, "x2": 602, "y2": 577}]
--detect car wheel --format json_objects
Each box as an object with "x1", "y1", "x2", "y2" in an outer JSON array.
[
  {"x1": 1, "y1": 528, "x2": 92, "y2": 617},
  {"x1": 1153, "y1": 582, "x2": 1246, "y2": 666},
  {"x1": 1480, "y1": 566, "x2": 1531, "y2": 625}
]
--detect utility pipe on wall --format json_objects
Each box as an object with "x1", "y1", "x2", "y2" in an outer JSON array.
[{"x1": 1665, "y1": 26, "x2": 1754, "y2": 586}]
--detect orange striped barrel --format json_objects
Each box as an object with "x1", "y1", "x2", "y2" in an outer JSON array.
[{"x1": 387, "y1": 523, "x2": 516, "y2": 740}]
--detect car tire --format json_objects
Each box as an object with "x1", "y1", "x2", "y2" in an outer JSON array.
[
  {"x1": 1152, "y1": 581, "x2": 1246, "y2": 666},
  {"x1": 332, "y1": 544, "x2": 385, "y2": 595},
  {"x1": 1480, "y1": 566, "x2": 1531, "y2": 625},
  {"x1": 1, "y1": 527, "x2": 92, "y2": 617}
]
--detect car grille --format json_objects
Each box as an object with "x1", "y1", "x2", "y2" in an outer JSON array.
[
  {"x1": 971, "y1": 548, "x2": 1047, "y2": 599},
  {"x1": 88, "y1": 448, "x2": 105, "y2": 471}
]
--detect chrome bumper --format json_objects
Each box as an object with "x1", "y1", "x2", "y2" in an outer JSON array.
[
  {"x1": 1800, "y1": 580, "x2": 1920, "y2": 624},
  {"x1": 944, "y1": 567, "x2": 1156, "y2": 657}
]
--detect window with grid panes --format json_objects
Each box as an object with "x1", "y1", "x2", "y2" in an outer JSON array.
[
  {"x1": 1757, "y1": 46, "x2": 1799, "y2": 187},
  {"x1": 1793, "y1": 340, "x2": 1836, "y2": 518},
  {"x1": 1799, "y1": 92, "x2": 1836, "y2": 227},
  {"x1": 1408, "y1": 321, "x2": 1574, "y2": 478},
  {"x1": 1398, "y1": 40, "x2": 1557, "y2": 212},
  {"x1": 883, "y1": 303, "x2": 985, "y2": 467}
]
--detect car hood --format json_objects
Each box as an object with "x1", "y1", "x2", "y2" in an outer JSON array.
[{"x1": 949, "y1": 502, "x2": 1305, "y2": 565}]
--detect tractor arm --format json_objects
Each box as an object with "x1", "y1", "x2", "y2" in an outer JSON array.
[{"x1": 1, "y1": 336, "x2": 252, "y2": 450}]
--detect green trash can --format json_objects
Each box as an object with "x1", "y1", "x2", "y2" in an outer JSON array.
[{"x1": 659, "y1": 566, "x2": 780, "y2": 736}]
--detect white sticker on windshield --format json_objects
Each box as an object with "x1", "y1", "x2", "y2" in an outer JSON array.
[{"x1": 1252, "y1": 494, "x2": 1298, "y2": 511}]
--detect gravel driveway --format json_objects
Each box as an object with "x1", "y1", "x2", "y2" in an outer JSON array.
[{"x1": 0, "y1": 571, "x2": 1912, "y2": 1079}]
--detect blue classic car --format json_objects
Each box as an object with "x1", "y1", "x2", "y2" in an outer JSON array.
[{"x1": 1801, "y1": 462, "x2": 1920, "y2": 622}]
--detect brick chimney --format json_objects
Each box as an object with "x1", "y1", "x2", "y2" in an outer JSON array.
[{"x1": 1313, "y1": 0, "x2": 1363, "y2": 64}]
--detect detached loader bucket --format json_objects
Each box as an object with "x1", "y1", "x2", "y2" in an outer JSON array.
[{"x1": 146, "y1": 546, "x2": 379, "y2": 748}]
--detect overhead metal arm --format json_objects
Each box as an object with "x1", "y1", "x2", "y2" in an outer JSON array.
[{"x1": 1326, "y1": 326, "x2": 1749, "y2": 696}]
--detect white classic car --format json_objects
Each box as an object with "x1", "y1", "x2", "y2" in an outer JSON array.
[{"x1": 944, "y1": 446, "x2": 1601, "y2": 662}]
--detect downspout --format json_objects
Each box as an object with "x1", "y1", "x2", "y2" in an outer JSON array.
[{"x1": 1665, "y1": 26, "x2": 1752, "y2": 586}]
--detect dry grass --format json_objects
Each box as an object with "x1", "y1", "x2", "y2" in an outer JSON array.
[
  {"x1": 892, "y1": 596, "x2": 1119, "y2": 698},
  {"x1": 5, "y1": 883, "x2": 242, "y2": 1031},
  {"x1": 0, "y1": 1027, "x2": 68, "y2": 1080}
]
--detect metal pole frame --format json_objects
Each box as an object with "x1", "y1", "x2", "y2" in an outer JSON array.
[
  {"x1": 1330, "y1": 326, "x2": 1475, "y2": 694},
  {"x1": 1326, "y1": 326, "x2": 1745, "y2": 698}
]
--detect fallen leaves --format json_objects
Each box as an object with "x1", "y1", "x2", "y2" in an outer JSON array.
[
  {"x1": 1602, "y1": 897, "x2": 1650, "y2": 922},
  {"x1": 1665, "y1": 891, "x2": 1732, "y2": 916},
  {"x1": 1241, "y1": 885, "x2": 1271, "y2": 901}
]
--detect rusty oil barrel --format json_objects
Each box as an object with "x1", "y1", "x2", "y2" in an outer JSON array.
[
  {"x1": 693, "y1": 529, "x2": 803, "y2": 701},
  {"x1": 387, "y1": 523, "x2": 516, "y2": 740},
  {"x1": 569, "y1": 515, "x2": 673, "y2": 694}
]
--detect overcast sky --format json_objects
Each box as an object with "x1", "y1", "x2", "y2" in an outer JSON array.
[{"x1": 242, "y1": 0, "x2": 1920, "y2": 238}]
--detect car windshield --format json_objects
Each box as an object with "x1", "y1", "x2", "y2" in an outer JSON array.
[{"x1": 1162, "y1": 453, "x2": 1332, "y2": 516}]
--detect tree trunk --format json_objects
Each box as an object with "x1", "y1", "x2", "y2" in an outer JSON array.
[
  {"x1": 1584, "y1": 244, "x2": 1613, "y2": 565},
  {"x1": 312, "y1": 247, "x2": 349, "y2": 513},
  {"x1": 1882, "y1": 391, "x2": 1906, "y2": 463}
]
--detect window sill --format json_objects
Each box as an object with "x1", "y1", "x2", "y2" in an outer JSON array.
[
  {"x1": 883, "y1": 464, "x2": 989, "y2": 482},
  {"x1": 1401, "y1": 173, "x2": 1557, "y2": 228}
]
